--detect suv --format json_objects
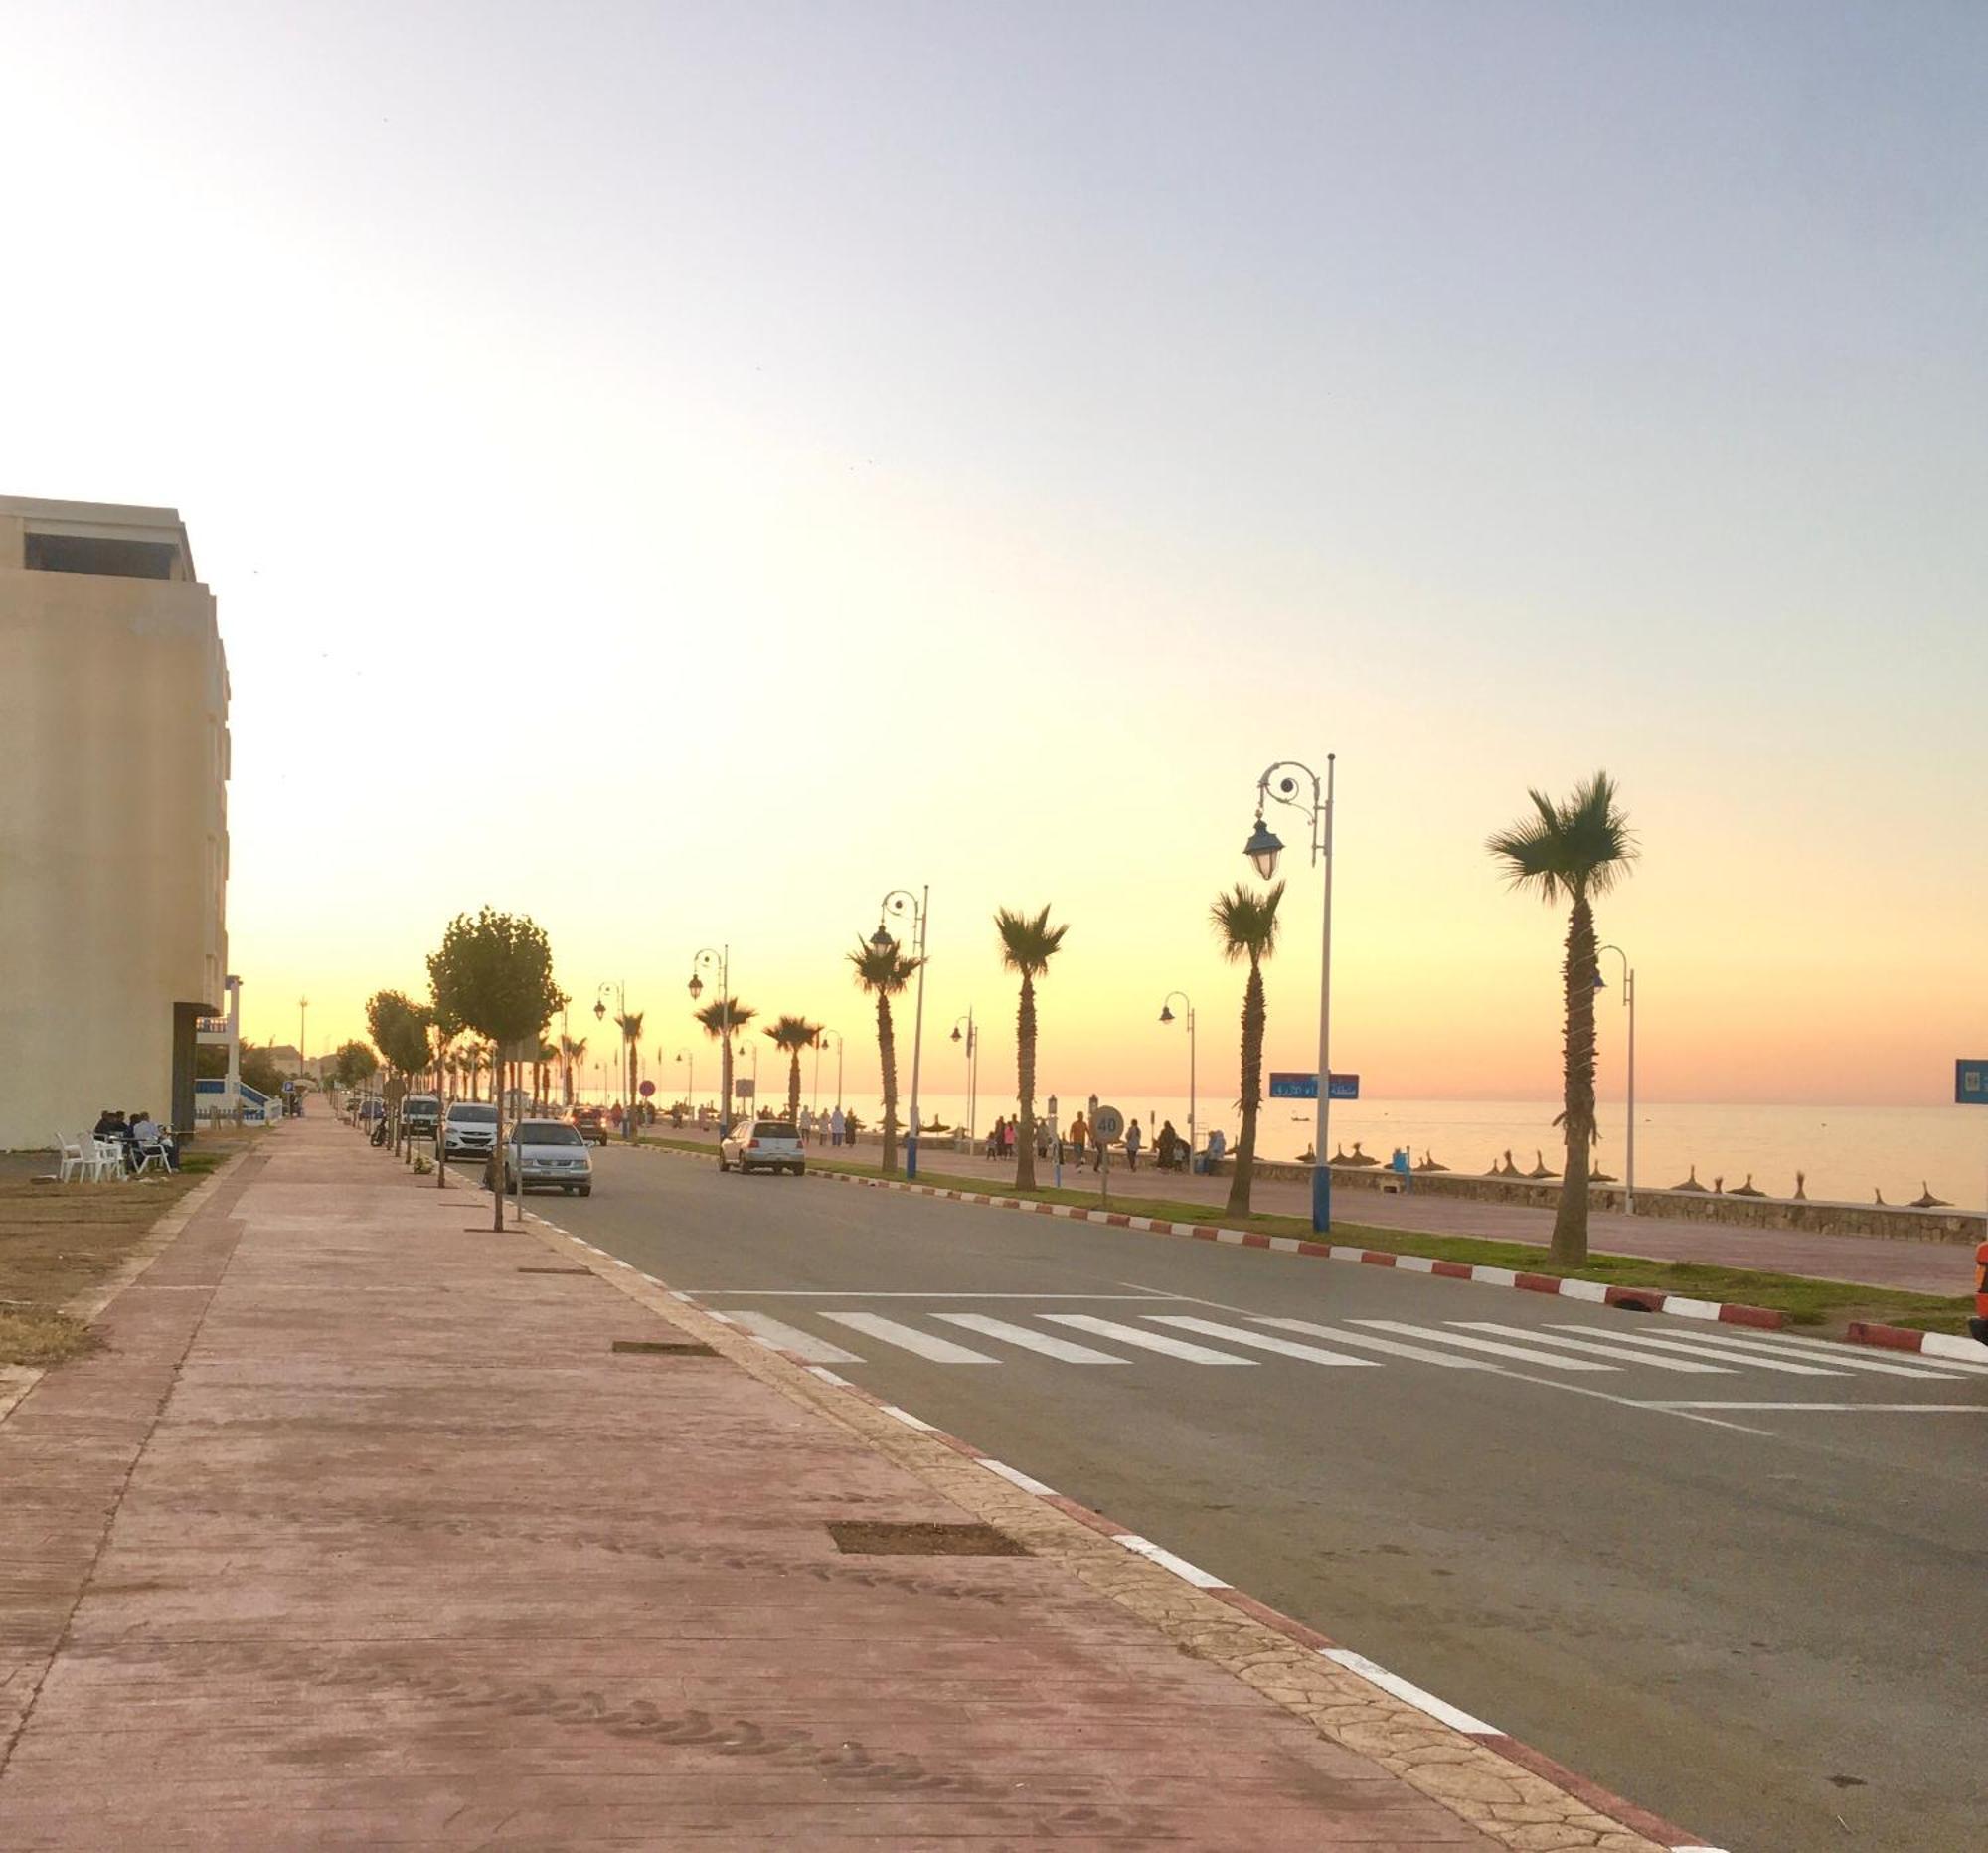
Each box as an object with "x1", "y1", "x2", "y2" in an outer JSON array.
[
  {"x1": 401, "y1": 1094, "x2": 442, "y2": 1139},
  {"x1": 439, "y1": 1100, "x2": 500, "y2": 1163},
  {"x1": 719, "y1": 1118, "x2": 805, "y2": 1176},
  {"x1": 571, "y1": 1106, "x2": 608, "y2": 1146}
]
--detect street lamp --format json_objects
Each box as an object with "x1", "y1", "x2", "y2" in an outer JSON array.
[
  {"x1": 816, "y1": 1027, "x2": 844, "y2": 1113},
  {"x1": 596, "y1": 980, "x2": 636, "y2": 1142},
  {"x1": 667, "y1": 1047, "x2": 693, "y2": 1119},
  {"x1": 688, "y1": 946, "x2": 730, "y2": 1123},
  {"x1": 1596, "y1": 946, "x2": 1637, "y2": 1214},
  {"x1": 875, "y1": 886, "x2": 930, "y2": 1178},
  {"x1": 1159, "y1": 992, "x2": 1197, "y2": 1167},
  {"x1": 950, "y1": 1009, "x2": 978, "y2": 1141},
  {"x1": 1245, "y1": 755, "x2": 1337, "y2": 1233}
]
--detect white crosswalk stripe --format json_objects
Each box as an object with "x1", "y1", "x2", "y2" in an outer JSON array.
[
  {"x1": 1350, "y1": 1320, "x2": 1618, "y2": 1371},
  {"x1": 1450, "y1": 1322, "x2": 1737, "y2": 1374},
  {"x1": 1651, "y1": 1326, "x2": 1981, "y2": 1380},
  {"x1": 1543, "y1": 1325, "x2": 1848, "y2": 1376},
  {"x1": 822, "y1": 1312, "x2": 998, "y2": 1363},
  {"x1": 1042, "y1": 1314, "x2": 1257, "y2": 1364},
  {"x1": 1250, "y1": 1318, "x2": 1496, "y2": 1369},
  {"x1": 1145, "y1": 1316, "x2": 1382, "y2": 1367},
  {"x1": 935, "y1": 1313, "x2": 1130, "y2": 1363},
  {"x1": 725, "y1": 1311, "x2": 866, "y2": 1364}
]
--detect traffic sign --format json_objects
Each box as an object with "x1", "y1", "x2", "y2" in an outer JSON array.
[
  {"x1": 638, "y1": 1080, "x2": 655, "y2": 1099},
  {"x1": 1268, "y1": 1073, "x2": 1361, "y2": 1101},
  {"x1": 1092, "y1": 1103, "x2": 1125, "y2": 1142},
  {"x1": 736, "y1": 1079, "x2": 755, "y2": 1098},
  {"x1": 1958, "y1": 1060, "x2": 1988, "y2": 1104}
]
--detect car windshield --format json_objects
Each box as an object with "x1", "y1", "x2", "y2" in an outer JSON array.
[
  {"x1": 449, "y1": 1104, "x2": 497, "y2": 1124},
  {"x1": 517, "y1": 1123, "x2": 582, "y2": 1145},
  {"x1": 753, "y1": 1123, "x2": 794, "y2": 1140}
]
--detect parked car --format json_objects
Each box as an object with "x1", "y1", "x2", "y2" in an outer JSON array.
[
  {"x1": 439, "y1": 1100, "x2": 500, "y2": 1163},
  {"x1": 503, "y1": 1118, "x2": 594, "y2": 1196},
  {"x1": 571, "y1": 1106, "x2": 608, "y2": 1146},
  {"x1": 719, "y1": 1117, "x2": 805, "y2": 1176},
  {"x1": 401, "y1": 1094, "x2": 442, "y2": 1139}
]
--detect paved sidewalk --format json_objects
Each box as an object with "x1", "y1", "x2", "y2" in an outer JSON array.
[
  {"x1": 0, "y1": 1116, "x2": 1664, "y2": 1849},
  {"x1": 665, "y1": 1127, "x2": 1969, "y2": 1295}
]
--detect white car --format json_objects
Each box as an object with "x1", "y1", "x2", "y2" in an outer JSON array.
[
  {"x1": 503, "y1": 1118, "x2": 594, "y2": 1196},
  {"x1": 719, "y1": 1117, "x2": 805, "y2": 1175},
  {"x1": 439, "y1": 1100, "x2": 499, "y2": 1163}
]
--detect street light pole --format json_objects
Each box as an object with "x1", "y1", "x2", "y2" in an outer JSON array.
[
  {"x1": 594, "y1": 980, "x2": 635, "y2": 1142},
  {"x1": 1598, "y1": 946, "x2": 1636, "y2": 1214},
  {"x1": 950, "y1": 1010, "x2": 977, "y2": 1142},
  {"x1": 1243, "y1": 755, "x2": 1337, "y2": 1234},
  {"x1": 1160, "y1": 992, "x2": 1197, "y2": 1166},
  {"x1": 877, "y1": 887, "x2": 929, "y2": 1178},
  {"x1": 688, "y1": 945, "x2": 731, "y2": 1125}
]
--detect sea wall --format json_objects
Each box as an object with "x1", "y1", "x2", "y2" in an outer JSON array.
[{"x1": 1258, "y1": 1159, "x2": 1982, "y2": 1245}]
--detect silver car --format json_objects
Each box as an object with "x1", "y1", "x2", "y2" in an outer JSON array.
[
  {"x1": 719, "y1": 1117, "x2": 805, "y2": 1175},
  {"x1": 503, "y1": 1118, "x2": 594, "y2": 1196}
]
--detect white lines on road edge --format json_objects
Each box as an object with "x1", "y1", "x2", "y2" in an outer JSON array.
[
  {"x1": 1318, "y1": 1648, "x2": 1499, "y2": 1737},
  {"x1": 807, "y1": 1366, "x2": 852, "y2": 1386},
  {"x1": 1639, "y1": 1402, "x2": 1988, "y2": 1414},
  {"x1": 880, "y1": 1404, "x2": 939, "y2": 1432},
  {"x1": 980, "y1": 1458, "x2": 1059, "y2": 1496},
  {"x1": 1111, "y1": 1532, "x2": 1230, "y2": 1590}
]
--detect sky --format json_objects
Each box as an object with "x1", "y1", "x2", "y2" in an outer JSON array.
[{"x1": 3, "y1": 1, "x2": 1983, "y2": 1113}]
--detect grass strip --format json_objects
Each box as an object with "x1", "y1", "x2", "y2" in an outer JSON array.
[{"x1": 636, "y1": 1133, "x2": 1973, "y2": 1335}]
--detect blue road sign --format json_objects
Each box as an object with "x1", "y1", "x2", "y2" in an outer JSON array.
[
  {"x1": 1268, "y1": 1072, "x2": 1361, "y2": 1101},
  {"x1": 1957, "y1": 1059, "x2": 1988, "y2": 1104}
]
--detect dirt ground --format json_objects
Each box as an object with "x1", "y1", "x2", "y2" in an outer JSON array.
[{"x1": 0, "y1": 1130, "x2": 252, "y2": 1367}]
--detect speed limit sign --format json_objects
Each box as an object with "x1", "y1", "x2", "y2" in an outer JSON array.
[{"x1": 1091, "y1": 1103, "x2": 1125, "y2": 1142}]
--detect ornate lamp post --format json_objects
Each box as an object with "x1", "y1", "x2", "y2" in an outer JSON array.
[
  {"x1": 593, "y1": 980, "x2": 636, "y2": 1142},
  {"x1": 687, "y1": 946, "x2": 730, "y2": 1123},
  {"x1": 1596, "y1": 946, "x2": 1637, "y2": 1214},
  {"x1": 1242, "y1": 755, "x2": 1337, "y2": 1233},
  {"x1": 1159, "y1": 992, "x2": 1197, "y2": 1169},
  {"x1": 949, "y1": 1009, "x2": 978, "y2": 1142},
  {"x1": 872, "y1": 886, "x2": 929, "y2": 1178}
]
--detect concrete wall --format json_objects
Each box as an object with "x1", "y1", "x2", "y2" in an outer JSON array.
[{"x1": 0, "y1": 498, "x2": 228, "y2": 1148}]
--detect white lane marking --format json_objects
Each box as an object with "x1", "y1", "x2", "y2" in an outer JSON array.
[
  {"x1": 1043, "y1": 1314, "x2": 1257, "y2": 1364},
  {"x1": 1639, "y1": 1403, "x2": 1988, "y2": 1414},
  {"x1": 1452, "y1": 1323, "x2": 1737, "y2": 1375},
  {"x1": 807, "y1": 1366, "x2": 851, "y2": 1386},
  {"x1": 880, "y1": 1404, "x2": 937, "y2": 1431},
  {"x1": 1917, "y1": 1332, "x2": 1988, "y2": 1368},
  {"x1": 1251, "y1": 1317, "x2": 1495, "y2": 1370},
  {"x1": 822, "y1": 1312, "x2": 999, "y2": 1364},
  {"x1": 981, "y1": 1458, "x2": 1059, "y2": 1495},
  {"x1": 934, "y1": 1314, "x2": 1130, "y2": 1363},
  {"x1": 1320, "y1": 1648, "x2": 1498, "y2": 1736},
  {"x1": 1145, "y1": 1316, "x2": 1381, "y2": 1368},
  {"x1": 1112, "y1": 1532, "x2": 1229, "y2": 1588},
  {"x1": 1654, "y1": 1328, "x2": 1964, "y2": 1376},
  {"x1": 1546, "y1": 1325, "x2": 1847, "y2": 1377},
  {"x1": 673, "y1": 1289, "x2": 1170, "y2": 1298},
  {"x1": 1352, "y1": 1320, "x2": 1618, "y2": 1372},
  {"x1": 722, "y1": 1312, "x2": 865, "y2": 1364}
]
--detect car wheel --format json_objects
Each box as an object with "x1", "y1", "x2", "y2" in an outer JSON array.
[
  {"x1": 718, "y1": 1155, "x2": 729, "y2": 1171},
  {"x1": 579, "y1": 1185, "x2": 591, "y2": 1198}
]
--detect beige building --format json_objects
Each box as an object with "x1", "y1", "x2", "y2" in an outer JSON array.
[{"x1": 0, "y1": 496, "x2": 229, "y2": 1148}]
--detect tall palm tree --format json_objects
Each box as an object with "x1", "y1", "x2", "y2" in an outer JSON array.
[
  {"x1": 848, "y1": 939, "x2": 920, "y2": 1175},
  {"x1": 994, "y1": 905, "x2": 1069, "y2": 1190},
  {"x1": 695, "y1": 998, "x2": 756, "y2": 1125},
  {"x1": 559, "y1": 1033, "x2": 587, "y2": 1107},
  {"x1": 765, "y1": 1015, "x2": 822, "y2": 1125},
  {"x1": 536, "y1": 1040, "x2": 559, "y2": 1110},
  {"x1": 1211, "y1": 882, "x2": 1285, "y2": 1218},
  {"x1": 613, "y1": 1012, "x2": 645, "y2": 1122},
  {"x1": 1486, "y1": 771, "x2": 1637, "y2": 1264},
  {"x1": 462, "y1": 1043, "x2": 484, "y2": 1102}
]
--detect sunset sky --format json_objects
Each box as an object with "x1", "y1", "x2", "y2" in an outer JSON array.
[{"x1": 4, "y1": 2, "x2": 1982, "y2": 1111}]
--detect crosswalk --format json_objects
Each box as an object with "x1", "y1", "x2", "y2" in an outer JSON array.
[{"x1": 713, "y1": 1304, "x2": 1988, "y2": 1384}]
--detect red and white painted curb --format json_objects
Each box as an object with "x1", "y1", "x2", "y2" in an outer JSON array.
[
  {"x1": 638, "y1": 1142, "x2": 1783, "y2": 1331},
  {"x1": 1845, "y1": 1320, "x2": 1988, "y2": 1366}
]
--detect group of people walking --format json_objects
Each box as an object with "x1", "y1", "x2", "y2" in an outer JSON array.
[{"x1": 795, "y1": 1105, "x2": 859, "y2": 1147}]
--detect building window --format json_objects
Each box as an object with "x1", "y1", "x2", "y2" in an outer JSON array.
[{"x1": 24, "y1": 532, "x2": 178, "y2": 579}]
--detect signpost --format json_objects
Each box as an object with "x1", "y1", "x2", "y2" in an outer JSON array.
[
  {"x1": 1959, "y1": 1062, "x2": 1988, "y2": 1346},
  {"x1": 735, "y1": 1078, "x2": 755, "y2": 1100},
  {"x1": 1268, "y1": 1072, "x2": 1360, "y2": 1101},
  {"x1": 1091, "y1": 1102, "x2": 1124, "y2": 1209},
  {"x1": 638, "y1": 1080, "x2": 655, "y2": 1098}
]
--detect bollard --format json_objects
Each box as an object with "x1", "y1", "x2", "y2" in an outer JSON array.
[{"x1": 1970, "y1": 1241, "x2": 1988, "y2": 1348}]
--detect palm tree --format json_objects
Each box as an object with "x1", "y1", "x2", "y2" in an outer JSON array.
[
  {"x1": 462, "y1": 1043, "x2": 484, "y2": 1102},
  {"x1": 613, "y1": 1012, "x2": 645, "y2": 1123},
  {"x1": 1486, "y1": 771, "x2": 1637, "y2": 1264},
  {"x1": 559, "y1": 1033, "x2": 587, "y2": 1106},
  {"x1": 536, "y1": 1039, "x2": 559, "y2": 1110},
  {"x1": 994, "y1": 905, "x2": 1069, "y2": 1190},
  {"x1": 764, "y1": 1015, "x2": 822, "y2": 1125},
  {"x1": 695, "y1": 998, "x2": 756, "y2": 1125},
  {"x1": 848, "y1": 939, "x2": 920, "y2": 1174},
  {"x1": 1210, "y1": 882, "x2": 1285, "y2": 1218}
]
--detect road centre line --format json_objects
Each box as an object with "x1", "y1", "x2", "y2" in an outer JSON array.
[
  {"x1": 822, "y1": 1312, "x2": 1000, "y2": 1363},
  {"x1": 1146, "y1": 1315, "x2": 1381, "y2": 1367},
  {"x1": 1351, "y1": 1321, "x2": 1618, "y2": 1371},
  {"x1": 1637, "y1": 1403, "x2": 1988, "y2": 1414},
  {"x1": 675, "y1": 1289, "x2": 1175, "y2": 1298},
  {"x1": 1544, "y1": 1325, "x2": 1848, "y2": 1376},
  {"x1": 935, "y1": 1313, "x2": 1130, "y2": 1363},
  {"x1": 1654, "y1": 1326, "x2": 1987, "y2": 1379},
  {"x1": 1044, "y1": 1314, "x2": 1258, "y2": 1364},
  {"x1": 1452, "y1": 1322, "x2": 1736, "y2": 1374}
]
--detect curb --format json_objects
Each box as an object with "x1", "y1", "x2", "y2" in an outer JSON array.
[
  {"x1": 1844, "y1": 1319, "x2": 1988, "y2": 1365},
  {"x1": 636, "y1": 1139, "x2": 1784, "y2": 1331},
  {"x1": 515, "y1": 1156, "x2": 1725, "y2": 1853}
]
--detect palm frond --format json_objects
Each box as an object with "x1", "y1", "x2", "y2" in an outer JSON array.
[
  {"x1": 764, "y1": 1014, "x2": 822, "y2": 1054},
  {"x1": 849, "y1": 938, "x2": 920, "y2": 995},
  {"x1": 694, "y1": 997, "x2": 754, "y2": 1040},
  {"x1": 994, "y1": 904, "x2": 1069, "y2": 977},
  {"x1": 1209, "y1": 881, "x2": 1285, "y2": 963},
  {"x1": 1486, "y1": 771, "x2": 1636, "y2": 904}
]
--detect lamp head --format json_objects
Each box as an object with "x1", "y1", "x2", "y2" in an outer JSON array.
[
  {"x1": 1243, "y1": 815, "x2": 1284, "y2": 881},
  {"x1": 1592, "y1": 971, "x2": 1606, "y2": 992},
  {"x1": 870, "y1": 921, "x2": 896, "y2": 955},
  {"x1": 687, "y1": 973, "x2": 703, "y2": 1000},
  {"x1": 592, "y1": 999, "x2": 606, "y2": 1022},
  {"x1": 950, "y1": 1026, "x2": 962, "y2": 1043},
  {"x1": 1159, "y1": 1004, "x2": 1175, "y2": 1024}
]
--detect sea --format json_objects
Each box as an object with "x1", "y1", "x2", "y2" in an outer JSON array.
[{"x1": 871, "y1": 1093, "x2": 1988, "y2": 1213}]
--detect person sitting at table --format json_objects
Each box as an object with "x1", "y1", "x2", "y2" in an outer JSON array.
[
  {"x1": 92, "y1": 1107, "x2": 125, "y2": 1139},
  {"x1": 130, "y1": 1110, "x2": 178, "y2": 1171}
]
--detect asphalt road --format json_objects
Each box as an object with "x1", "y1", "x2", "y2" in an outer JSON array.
[{"x1": 537, "y1": 1145, "x2": 1988, "y2": 1853}]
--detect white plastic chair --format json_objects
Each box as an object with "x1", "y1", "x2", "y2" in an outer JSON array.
[
  {"x1": 90, "y1": 1136, "x2": 129, "y2": 1181},
  {"x1": 56, "y1": 1133, "x2": 92, "y2": 1182},
  {"x1": 131, "y1": 1136, "x2": 171, "y2": 1178}
]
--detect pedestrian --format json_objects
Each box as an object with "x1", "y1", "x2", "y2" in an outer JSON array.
[
  {"x1": 1157, "y1": 1119, "x2": 1180, "y2": 1170},
  {"x1": 1067, "y1": 1110, "x2": 1086, "y2": 1165},
  {"x1": 1124, "y1": 1118, "x2": 1143, "y2": 1171},
  {"x1": 1036, "y1": 1119, "x2": 1051, "y2": 1160},
  {"x1": 830, "y1": 1105, "x2": 845, "y2": 1148},
  {"x1": 984, "y1": 1115, "x2": 1002, "y2": 1161},
  {"x1": 1090, "y1": 1119, "x2": 1104, "y2": 1170},
  {"x1": 799, "y1": 1105, "x2": 813, "y2": 1144}
]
